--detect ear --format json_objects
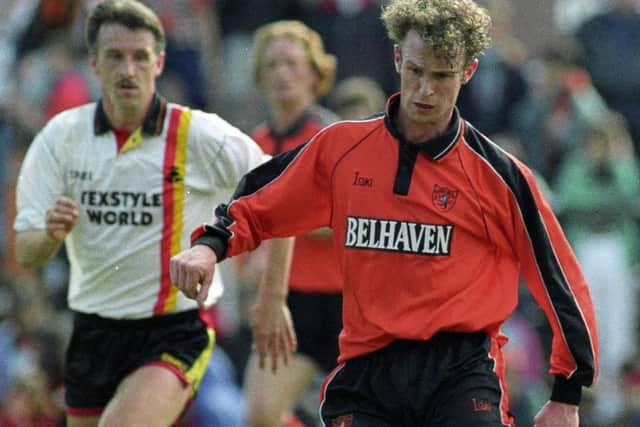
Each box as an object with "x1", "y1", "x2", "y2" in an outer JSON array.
[
  {"x1": 393, "y1": 44, "x2": 401, "y2": 73},
  {"x1": 155, "y1": 51, "x2": 166, "y2": 77},
  {"x1": 462, "y1": 58, "x2": 479, "y2": 84},
  {"x1": 89, "y1": 53, "x2": 98, "y2": 75}
]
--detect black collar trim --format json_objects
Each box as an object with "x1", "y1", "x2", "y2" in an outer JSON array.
[
  {"x1": 94, "y1": 93, "x2": 167, "y2": 135},
  {"x1": 267, "y1": 105, "x2": 315, "y2": 139}
]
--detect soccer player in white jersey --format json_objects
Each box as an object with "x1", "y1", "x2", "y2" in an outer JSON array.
[{"x1": 13, "y1": 1, "x2": 295, "y2": 426}]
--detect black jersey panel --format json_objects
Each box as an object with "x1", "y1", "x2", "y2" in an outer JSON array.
[{"x1": 463, "y1": 125, "x2": 595, "y2": 385}]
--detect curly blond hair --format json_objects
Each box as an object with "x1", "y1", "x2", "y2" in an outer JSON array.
[
  {"x1": 381, "y1": 0, "x2": 492, "y2": 66},
  {"x1": 251, "y1": 20, "x2": 336, "y2": 98}
]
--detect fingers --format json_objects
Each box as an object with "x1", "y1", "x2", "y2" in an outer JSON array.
[
  {"x1": 196, "y1": 279, "x2": 211, "y2": 307},
  {"x1": 170, "y1": 247, "x2": 218, "y2": 304},
  {"x1": 46, "y1": 196, "x2": 80, "y2": 240}
]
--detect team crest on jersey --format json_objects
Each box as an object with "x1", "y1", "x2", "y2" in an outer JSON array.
[
  {"x1": 166, "y1": 166, "x2": 183, "y2": 183},
  {"x1": 432, "y1": 184, "x2": 458, "y2": 212}
]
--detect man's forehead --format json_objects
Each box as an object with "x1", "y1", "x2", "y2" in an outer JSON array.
[
  {"x1": 399, "y1": 30, "x2": 465, "y2": 69},
  {"x1": 97, "y1": 23, "x2": 155, "y2": 45},
  {"x1": 401, "y1": 47, "x2": 464, "y2": 70}
]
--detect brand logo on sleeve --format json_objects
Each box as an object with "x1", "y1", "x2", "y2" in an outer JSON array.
[{"x1": 345, "y1": 216, "x2": 453, "y2": 255}]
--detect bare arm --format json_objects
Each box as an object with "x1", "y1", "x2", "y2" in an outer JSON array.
[
  {"x1": 171, "y1": 236, "x2": 297, "y2": 372},
  {"x1": 250, "y1": 237, "x2": 297, "y2": 372},
  {"x1": 15, "y1": 196, "x2": 79, "y2": 268},
  {"x1": 304, "y1": 226, "x2": 333, "y2": 240},
  {"x1": 534, "y1": 401, "x2": 579, "y2": 427}
]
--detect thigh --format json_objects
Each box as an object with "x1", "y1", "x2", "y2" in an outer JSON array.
[
  {"x1": 66, "y1": 415, "x2": 100, "y2": 427},
  {"x1": 430, "y1": 370, "x2": 514, "y2": 427},
  {"x1": 100, "y1": 365, "x2": 191, "y2": 427},
  {"x1": 65, "y1": 311, "x2": 214, "y2": 419},
  {"x1": 243, "y1": 351, "x2": 318, "y2": 413},
  {"x1": 320, "y1": 358, "x2": 400, "y2": 426}
]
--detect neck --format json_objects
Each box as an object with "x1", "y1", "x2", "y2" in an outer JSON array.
[
  {"x1": 397, "y1": 110, "x2": 453, "y2": 144},
  {"x1": 268, "y1": 96, "x2": 313, "y2": 134},
  {"x1": 102, "y1": 97, "x2": 152, "y2": 132}
]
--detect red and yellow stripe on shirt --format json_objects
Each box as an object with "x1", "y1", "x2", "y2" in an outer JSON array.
[{"x1": 155, "y1": 107, "x2": 191, "y2": 314}]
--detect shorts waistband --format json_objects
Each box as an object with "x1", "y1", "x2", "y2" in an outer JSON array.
[
  {"x1": 390, "y1": 331, "x2": 489, "y2": 349},
  {"x1": 72, "y1": 309, "x2": 201, "y2": 329}
]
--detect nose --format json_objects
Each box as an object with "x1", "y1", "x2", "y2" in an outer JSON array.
[
  {"x1": 119, "y1": 55, "x2": 136, "y2": 76},
  {"x1": 418, "y1": 76, "x2": 435, "y2": 96}
]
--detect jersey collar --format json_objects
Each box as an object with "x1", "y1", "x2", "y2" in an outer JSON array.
[
  {"x1": 384, "y1": 92, "x2": 463, "y2": 160},
  {"x1": 267, "y1": 104, "x2": 316, "y2": 139},
  {"x1": 94, "y1": 93, "x2": 168, "y2": 136}
]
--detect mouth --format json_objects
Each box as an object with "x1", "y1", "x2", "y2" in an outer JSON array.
[
  {"x1": 117, "y1": 80, "x2": 138, "y2": 92},
  {"x1": 413, "y1": 101, "x2": 434, "y2": 112}
]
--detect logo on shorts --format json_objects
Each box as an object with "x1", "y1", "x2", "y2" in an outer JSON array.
[
  {"x1": 332, "y1": 413, "x2": 353, "y2": 427},
  {"x1": 432, "y1": 184, "x2": 458, "y2": 211},
  {"x1": 472, "y1": 398, "x2": 492, "y2": 412}
]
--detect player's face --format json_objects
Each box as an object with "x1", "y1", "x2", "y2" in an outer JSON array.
[
  {"x1": 91, "y1": 23, "x2": 164, "y2": 120},
  {"x1": 258, "y1": 36, "x2": 318, "y2": 108},
  {"x1": 394, "y1": 29, "x2": 477, "y2": 141}
]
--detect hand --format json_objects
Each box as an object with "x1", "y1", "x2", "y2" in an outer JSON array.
[
  {"x1": 170, "y1": 245, "x2": 217, "y2": 306},
  {"x1": 46, "y1": 196, "x2": 79, "y2": 241},
  {"x1": 534, "y1": 401, "x2": 579, "y2": 427},
  {"x1": 250, "y1": 295, "x2": 297, "y2": 373}
]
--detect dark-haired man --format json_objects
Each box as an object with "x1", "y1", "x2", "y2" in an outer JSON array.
[{"x1": 13, "y1": 1, "x2": 291, "y2": 426}]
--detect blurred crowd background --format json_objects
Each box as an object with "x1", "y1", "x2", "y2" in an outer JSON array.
[{"x1": 1, "y1": 0, "x2": 640, "y2": 426}]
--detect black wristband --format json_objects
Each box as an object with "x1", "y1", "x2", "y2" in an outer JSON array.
[
  {"x1": 550, "y1": 375, "x2": 582, "y2": 405},
  {"x1": 190, "y1": 224, "x2": 229, "y2": 260}
]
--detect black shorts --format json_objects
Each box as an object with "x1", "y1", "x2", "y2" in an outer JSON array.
[
  {"x1": 65, "y1": 310, "x2": 214, "y2": 415},
  {"x1": 320, "y1": 332, "x2": 515, "y2": 427},
  {"x1": 288, "y1": 290, "x2": 342, "y2": 373}
]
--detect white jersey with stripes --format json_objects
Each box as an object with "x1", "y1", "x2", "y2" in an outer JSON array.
[{"x1": 14, "y1": 98, "x2": 268, "y2": 319}]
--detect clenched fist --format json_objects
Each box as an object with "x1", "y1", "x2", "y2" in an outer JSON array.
[{"x1": 170, "y1": 245, "x2": 218, "y2": 306}]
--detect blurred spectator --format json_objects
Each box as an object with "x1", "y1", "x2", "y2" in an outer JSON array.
[
  {"x1": 180, "y1": 349, "x2": 248, "y2": 427},
  {"x1": 215, "y1": 0, "x2": 303, "y2": 131},
  {"x1": 554, "y1": 112, "x2": 640, "y2": 425},
  {"x1": 14, "y1": 0, "x2": 81, "y2": 59},
  {"x1": 615, "y1": 359, "x2": 640, "y2": 427},
  {"x1": 553, "y1": 0, "x2": 604, "y2": 34},
  {"x1": 457, "y1": 0, "x2": 528, "y2": 137},
  {"x1": 241, "y1": 20, "x2": 342, "y2": 427},
  {"x1": 575, "y1": 0, "x2": 640, "y2": 157},
  {"x1": 328, "y1": 75, "x2": 387, "y2": 119},
  {"x1": 0, "y1": 275, "x2": 69, "y2": 427},
  {"x1": 151, "y1": 0, "x2": 222, "y2": 109},
  {"x1": 502, "y1": 313, "x2": 549, "y2": 427},
  {"x1": 0, "y1": 371, "x2": 62, "y2": 427},
  {"x1": 510, "y1": 38, "x2": 609, "y2": 184},
  {"x1": 298, "y1": 0, "x2": 397, "y2": 97}
]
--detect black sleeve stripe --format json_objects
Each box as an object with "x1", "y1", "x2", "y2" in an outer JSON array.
[
  {"x1": 463, "y1": 125, "x2": 596, "y2": 385},
  {"x1": 209, "y1": 141, "x2": 309, "y2": 256},
  {"x1": 231, "y1": 141, "x2": 308, "y2": 201}
]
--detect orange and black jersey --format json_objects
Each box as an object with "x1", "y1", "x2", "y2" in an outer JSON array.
[
  {"x1": 251, "y1": 104, "x2": 342, "y2": 293},
  {"x1": 194, "y1": 93, "x2": 598, "y2": 403}
]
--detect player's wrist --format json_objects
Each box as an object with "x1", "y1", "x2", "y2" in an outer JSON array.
[
  {"x1": 550, "y1": 375, "x2": 582, "y2": 405},
  {"x1": 190, "y1": 223, "x2": 228, "y2": 260}
]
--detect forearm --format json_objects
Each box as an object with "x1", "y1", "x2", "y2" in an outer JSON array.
[
  {"x1": 305, "y1": 226, "x2": 333, "y2": 240},
  {"x1": 257, "y1": 237, "x2": 294, "y2": 301},
  {"x1": 15, "y1": 230, "x2": 64, "y2": 268}
]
